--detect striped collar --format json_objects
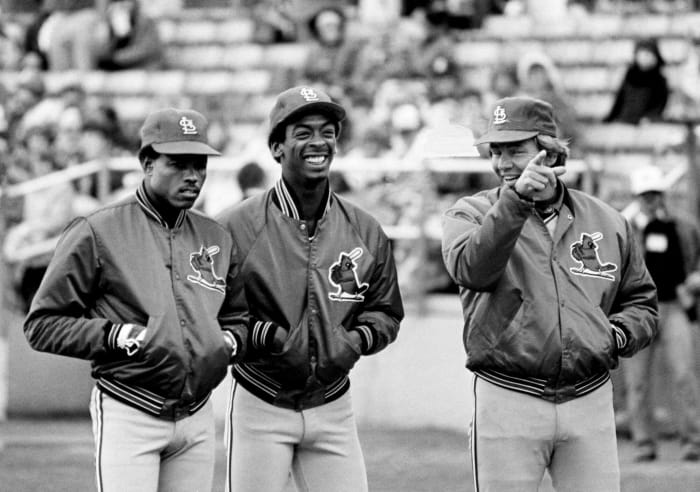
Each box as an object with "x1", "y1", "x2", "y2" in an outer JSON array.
[
  {"x1": 135, "y1": 181, "x2": 186, "y2": 229},
  {"x1": 273, "y1": 178, "x2": 331, "y2": 221}
]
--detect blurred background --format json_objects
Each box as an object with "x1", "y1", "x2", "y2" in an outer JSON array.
[{"x1": 2, "y1": 0, "x2": 700, "y2": 480}]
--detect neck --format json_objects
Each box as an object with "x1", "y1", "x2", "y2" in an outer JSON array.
[
  {"x1": 284, "y1": 177, "x2": 328, "y2": 220},
  {"x1": 143, "y1": 184, "x2": 180, "y2": 228}
]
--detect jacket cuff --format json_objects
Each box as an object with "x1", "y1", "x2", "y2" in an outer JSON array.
[
  {"x1": 106, "y1": 323, "x2": 122, "y2": 350},
  {"x1": 350, "y1": 324, "x2": 376, "y2": 354},
  {"x1": 251, "y1": 320, "x2": 279, "y2": 350},
  {"x1": 610, "y1": 321, "x2": 628, "y2": 350}
]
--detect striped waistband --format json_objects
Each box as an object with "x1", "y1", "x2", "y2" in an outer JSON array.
[
  {"x1": 96, "y1": 378, "x2": 209, "y2": 421},
  {"x1": 232, "y1": 363, "x2": 349, "y2": 410},
  {"x1": 473, "y1": 369, "x2": 610, "y2": 403}
]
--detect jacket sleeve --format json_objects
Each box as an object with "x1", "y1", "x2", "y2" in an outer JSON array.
[
  {"x1": 23, "y1": 218, "x2": 114, "y2": 360},
  {"x1": 218, "y1": 239, "x2": 250, "y2": 361},
  {"x1": 441, "y1": 187, "x2": 531, "y2": 291},
  {"x1": 609, "y1": 219, "x2": 659, "y2": 357},
  {"x1": 353, "y1": 227, "x2": 404, "y2": 355}
]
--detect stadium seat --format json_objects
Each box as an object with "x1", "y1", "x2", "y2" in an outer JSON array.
[
  {"x1": 262, "y1": 44, "x2": 310, "y2": 68},
  {"x1": 165, "y1": 45, "x2": 225, "y2": 70},
  {"x1": 454, "y1": 41, "x2": 503, "y2": 67},
  {"x1": 590, "y1": 39, "x2": 635, "y2": 66},
  {"x1": 481, "y1": 15, "x2": 533, "y2": 38},
  {"x1": 560, "y1": 66, "x2": 613, "y2": 92},
  {"x1": 215, "y1": 19, "x2": 256, "y2": 44},
  {"x1": 619, "y1": 14, "x2": 671, "y2": 38},
  {"x1": 545, "y1": 40, "x2": 595, "y2": 66},
  {"x1": 100, "y1": 71, "x2": 150, "y2": 94},
  {"x1": 144, "y1": 71, "x2": 186, "y2": 95},
  {"x1": 575, "y1": 14, "x2": 622, "y2": 38},
  {"x1": 220, "y1": 44, "x2": 265, "y2": 70}
]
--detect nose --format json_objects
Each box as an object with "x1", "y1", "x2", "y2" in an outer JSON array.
[
  {"x1": 183, "y1": 164, "x2": 203, "y2": 182},
  {"x1": 494, "y1": 154, "x2": 511, "y2": 170}
]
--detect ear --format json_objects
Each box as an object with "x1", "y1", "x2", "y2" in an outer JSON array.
[
  {"x1": 142, "y1": 158, "x2": 154, "y2": 174},
  {"x1": 270, "y1": 142, "x2": 284, "y2": 161}
]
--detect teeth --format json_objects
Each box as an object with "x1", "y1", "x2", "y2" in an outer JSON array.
[{"x1": 306, "y1": 156, "x2": 325, "y2": 164}]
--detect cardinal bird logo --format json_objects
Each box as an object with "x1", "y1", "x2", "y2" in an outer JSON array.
[
  {"x1": 569, "y1": 232, "x2": 617, "y2": 281},
  {"x1": 187, "y1": 245, "x2": 226, "y2": 294},
  {"x1": 328, "y1": 248, "x2": 369, "y2": 302}
]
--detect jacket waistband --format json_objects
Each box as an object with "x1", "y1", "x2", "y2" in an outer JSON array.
[
  {"x1": 97, "y1": 378, "x2": 209, "y2": 421},
  {"x1": 232, "y1": 363, "x2": 349, "y2": 410},
  {"x1": 474, "y1": 369, "x2": 610, "y2": 402}
]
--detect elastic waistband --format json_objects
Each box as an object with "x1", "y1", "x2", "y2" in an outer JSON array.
[
  {"x1": 232, "y1": 363, "x2": 349, "y2": 410},
  {"x1": 474, "y1": 369, "x2": 610, "y2": 403},
  {"x1": 96, "y1": 378, "x2": 209, "y2": 421}
]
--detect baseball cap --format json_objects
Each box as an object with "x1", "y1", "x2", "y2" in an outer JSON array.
[
  {"x1": 475, "y1": 96, "x2": 557, "y2": 145},
  {"x1": 630, "y1": 166, "x2": 667, "y2": 195},
  {"x1": 268, "y1": 86, "x2": 346, "y2": 146},
  {"x1": 139, "y1": 108, "x2": 221, "y2": 156}
]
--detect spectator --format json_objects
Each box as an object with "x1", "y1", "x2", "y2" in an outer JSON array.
[
  {"x1": 604, "y1": 37, "x2": 669, "y2": 124},
  {"x1": 46, "y1": 0, "x2": 107, "y2": 71},
  {"x1": 236, "y1": 161, "x2": 267, "y2": 200},
  {"x1": 621, "y1": 166, "x2": 700, "y2": 462},
  {"x1": 23, "y1": 0, "x2": 54, "y2": 70},
  {"x1": 302, "y1": 6, "x2": 360, "y2": 90},
  {"x1": 244, "y1": 0, "x2": 298, "y2": 43},
  {"x1": 517, "y1": 50, "x2": 581, "y2": 153},
  {"x1": 96, "y1": 0, "x2": 165, "y2": 70},
  {"x1": 3, "y1": 124, "x2": 99, "y2": 310}
]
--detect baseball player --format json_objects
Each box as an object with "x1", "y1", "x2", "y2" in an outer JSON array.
[
  {"x1": 23, "y1": 108, "x2": 249, "y2": 492},
  {"x1": 216, "y1": 85, "x2": 404, "y2": 492},
  {"x1": 441, "y1": 96, "x2": 658, "y2": 491}
]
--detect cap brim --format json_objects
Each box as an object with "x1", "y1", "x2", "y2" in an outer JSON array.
[
  {"x1": 474, "y1": 129, "x2": 539, "y2": 145},
  {"x1": 152, "y1": 141, "x2": 221, "y2": 156}
]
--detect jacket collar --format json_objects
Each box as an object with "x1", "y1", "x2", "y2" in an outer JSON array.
[
  {"x1": 273, "y1": 178, "x2": 331, "y2": 221},
  {"x1": 135, "y1": 181, "x2": 186, "y2": 229}
]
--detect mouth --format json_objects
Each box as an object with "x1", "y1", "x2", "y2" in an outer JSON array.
[
  {"x1": 179, "y1": 188, "x2": 200, "y2": 198},
  {"x1": 304, "y1": 154, "x2": 329, "y2": 166},
  {"x1": 502, "y1": 175, "x2": 520, "y2": 186}
]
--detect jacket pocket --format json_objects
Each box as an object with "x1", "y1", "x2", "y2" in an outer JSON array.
[{"x1": 316, "y1": 324, "x2": 362, "y2": 384}]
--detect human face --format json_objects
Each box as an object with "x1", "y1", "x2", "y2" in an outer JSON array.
[
  {"x1": 274, "y1": 113, "x2": 338, "y2": 187},
  {"x1": 144, "y1": 153, "x2": 207, "y2": 210},
  {"x1": 489, "y1": 138, "x2": 541, "y2": 187}
]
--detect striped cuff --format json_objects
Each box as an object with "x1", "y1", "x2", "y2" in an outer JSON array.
[
  {"x1": 106, "y1": 323, "x2": 122, "y2": 350},
  {"x1": 611, "y1": 322, "x2": 628, "y2": 350},
  {"x1": 251, "y1": 321, "x2": 279, "y2": 350},
  {"x1": 350, "y1": 324, "x2": 375, "y2": 354}
]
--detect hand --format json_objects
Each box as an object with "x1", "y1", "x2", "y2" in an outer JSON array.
[
  {"x1": 347, "y1": 329, "x2": 363, "y2": 349},
  {"x1": 513, "y1": 150, "x2": 566, "y2": 201},
  {"x1": 116, "y1": 323, "x2": 147, "y2": 356},
  {"x1": 271, "y1": 326, "x2": 288, "y2": 353}
]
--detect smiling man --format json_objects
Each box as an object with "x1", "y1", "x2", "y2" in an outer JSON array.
[
  {"x1": 442, "y1": 96, "x2": 658, "y2": 491},
  {"x1": 216, "y1": 86, "x2": 404, "y2": 492},
  {"x1": 24, "y1": 108, "x2": 249, "y2": 492}
]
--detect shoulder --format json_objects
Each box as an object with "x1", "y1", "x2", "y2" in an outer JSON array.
[{"x1": 567, "y1": 189, "x2": 629, "y2": 228}]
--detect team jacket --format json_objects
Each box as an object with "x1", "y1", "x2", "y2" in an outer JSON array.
[
  {"x1": 24, "y1": 183, "x2": 249, "y2": 420},
  {"x1": 217, "y1": 179, "x2": 404, "y2": 410},
  {"x1": 442, "y1": 183, "x2": 658, "y2": 403}
]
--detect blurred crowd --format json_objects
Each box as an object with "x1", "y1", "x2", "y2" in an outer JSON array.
[{"x1": 2, "y1": 0, "x2": 700, "y2": 304}]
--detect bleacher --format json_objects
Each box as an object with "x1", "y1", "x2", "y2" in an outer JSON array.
[{"x1": 3, "y1": 7, "x2": 700, "y2": 171}]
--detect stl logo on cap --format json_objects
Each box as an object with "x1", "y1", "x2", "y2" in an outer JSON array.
[
  {"x1": 493, "y1": 105, "x2": 507, "y2": 125},
  {"x1": 179, "y1": 116, "x2": 198, "y2": 135},
  {"x1": 299, "y1": 87, "x2": 320, "y2": 102}
]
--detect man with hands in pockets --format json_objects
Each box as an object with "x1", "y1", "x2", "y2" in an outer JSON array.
[
  {"x1": 442, "y1": 96, "x2": 658, "y2": 491},
  {"x1": 23, "y1": 107, "x2": 249, "y2": 492}
]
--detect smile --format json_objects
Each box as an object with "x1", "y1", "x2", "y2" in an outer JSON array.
[{"x1": 305, "y1": 155, "x2": 327, "y2": 165}]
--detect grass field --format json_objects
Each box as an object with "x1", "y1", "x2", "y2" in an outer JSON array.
[{"x1": 2, "y1": 418, "x2": 700, "y2": 491}]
